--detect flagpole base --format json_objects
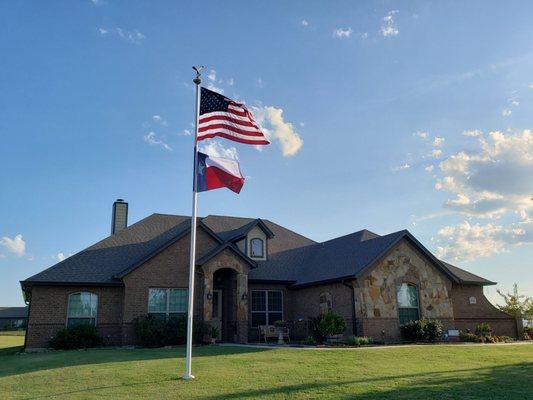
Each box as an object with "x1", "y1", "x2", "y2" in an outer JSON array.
[{"x1": 182, "y1": 373, "x2": 195, "y2": 380}]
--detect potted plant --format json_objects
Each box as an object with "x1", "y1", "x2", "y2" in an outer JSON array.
[
  {"x1": 274, "y1": 320, "x2": 287, "y2": 344},
  {"x1": 318, "y1": 311, "x2": 346, "y2": 344},
  {"x1": 210, "y1": 326, "x2": 219, "y2": 344}
]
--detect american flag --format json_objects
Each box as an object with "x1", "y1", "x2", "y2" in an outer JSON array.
[{"x1": 197, "y1": 87, "x2": 270, "y2": 145}]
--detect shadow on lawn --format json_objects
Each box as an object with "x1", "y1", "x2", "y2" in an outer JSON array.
[
  {"x1": 201, "y1": 362, "x2": 533, "y2": 400},
  {"x1": 0, "y1": 345, "x2": 270, "y2": 379}
]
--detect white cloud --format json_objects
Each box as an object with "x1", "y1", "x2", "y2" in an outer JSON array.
[
  {"x1": 463, "y1": 129, "x2": 483, "y2": 137},
  {"x1": 179, "y1": 129, "x2": 192, "y2": 136},
  {"x1": 333, "y1": 27, "x2": 353, "y2": 38},
  {"x1": 143, "y1": 132, "x2": 172, "y2": 151},
  {"x1": 359, "y1": 32, "x2": 369, "y2": 39},
  {"x1": 99, "y1": 27, "x2": 145, "y2": 44},
  {"x1": 0, "y1": 254, "x2": 6, "y2": 259},
  {"x1": 256, "y1": 77, "x2": 264, "y2": 88},
  {"x1": 0, "y1": 234, "x2": 26, "y2": 257},
  {"x1": 301, "y1": 20, "x2": 309, "y2": 27},
  {"x1": 198, "y1": 141, "x2": 238, "y2": 160},
  {"x1": 529, "y1": 83, "x2": 533, "y2": 89},
  {"x1": 392, "y1": 163, "x2": 410, "y2": 172},
  {"x1": 380, "y1": 10, "x2": 399, "y2": 37},
  {"x1": 502, "y1": 108, "x2": 512, "y2": 117},
  {"x1": 431, "y1": 149, "x2": 442, "y2": 158},
  {"x1": 432, "y1": 136, "x2": 445, "y2": 147},
  {"x1": 57, "y1": 252, "x2": 66, "y2": 262},
  {"x1": 90, "y1": 0, "x2": 106, "y2": 5},
  {"x1": 227, "y1": 78, "x2": 234, "y2": 86},
  {"x1": 425, "y1": 165, "x2": 434, "y2": 173},
  {"x1": 435, "y1": 220, "x2": 531, "y2": 262},
  {"x1": 207, "y1": 70, "x2": 217, "y2": 82},
  {"x1": 431, "y1": 130, "x2": 533, "y2": 260},
  {"x1": 414, "y1": 131, "x2": 428, "y2": 140},
  {"x1": 252, "y1": 106, "x2": 304, "y2": 157}
]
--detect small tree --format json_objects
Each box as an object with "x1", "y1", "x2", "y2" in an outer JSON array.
[{"x1": 496, "y1": 284, "x2": 533, "y2": 319}]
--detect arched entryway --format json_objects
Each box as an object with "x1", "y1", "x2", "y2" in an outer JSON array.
[
  {"x1": 201, "y1": 253, "x2": 249, "y2": 343},
  {"x1": 211, "y1": 268, "x2": 237, "y2": 342}
]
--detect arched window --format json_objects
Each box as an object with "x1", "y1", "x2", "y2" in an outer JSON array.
[
  {"x1": 250, "y1": 238, "x2": 264, "y2": 258},
  {"x1": 396, "y1": 283, "x2": 419, "y2": 325},
  {"x1": 67, "y1": 292, "x2": 98, "y2": 326},
  {"x1": 319, "y1": 292, "x2": 332, "y2": 314}
]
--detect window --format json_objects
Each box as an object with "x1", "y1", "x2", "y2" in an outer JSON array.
[
  {"x1": 396, "y1": 283, "x2": 419, "y2": 325},
  {"x1": 250, "y1": 238, "x2": 264, "y2": 258},
  {"x1": 251, "y1": 290, "x2": 282, "y2": 326},
  {"x1": 319, "y1": 292, "x2": 332, "y2": 314},
  {"x1": 67, "y1": 292, "x2": 98, "y2": 327},
  {"x1": 148, "y1": 288, "x2": 188, "y2": 320}
]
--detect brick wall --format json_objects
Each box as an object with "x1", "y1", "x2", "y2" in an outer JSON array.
[
  {"x1": 25, "y1": 285, "x2": 124, "y2": 349},
  {"x1": 451, "y1": 284, "x2": 518, "y2": 337}
]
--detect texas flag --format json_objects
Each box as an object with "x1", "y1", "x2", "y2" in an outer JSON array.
[{"x1": 196, "y1": 152, "x2": 245, "y2": 194}]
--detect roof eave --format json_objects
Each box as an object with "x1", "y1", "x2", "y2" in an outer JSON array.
[{"x1": 290, "y1": 275, "x2": 356, "y2": 289}]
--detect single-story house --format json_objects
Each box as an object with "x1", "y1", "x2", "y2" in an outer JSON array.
[
  {"x1": 0, "y1": 307, "x2": 28, "y2": 330},
  {"x1": 21, "y1": 200, "x2": 519, "y2": 349}
]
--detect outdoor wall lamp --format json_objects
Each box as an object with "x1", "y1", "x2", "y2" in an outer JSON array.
[{"x1": 206, "y1": 292, "x2": 213, "y2": 300}]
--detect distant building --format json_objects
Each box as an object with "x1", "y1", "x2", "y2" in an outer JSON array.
[{"x1": 0, "y1": 307, "x2": 28, "y2": 330}]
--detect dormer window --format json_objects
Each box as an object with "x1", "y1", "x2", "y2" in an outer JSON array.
[{"x1": 250, "y1": 238, "x2": 264, "y2": 258}]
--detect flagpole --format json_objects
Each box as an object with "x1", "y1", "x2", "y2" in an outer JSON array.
[{"x1": 183, "y1": 65, "x2": 203, "y2": 380}]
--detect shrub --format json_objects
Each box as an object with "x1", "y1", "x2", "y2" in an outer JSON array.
[
  {"x1": 400, "y1": 320, "x2": 424, "y2": 342},
  {"x1": 422, "y1": 319, "x2": 443, "y2": 342},
  {"x1": 49, "y1": 324, "x2": 102, "y2": 350},
  {"x1": 459, "y1": 331, "x2": 480, "y2": 343},
  {"x1": 400, "y1": 319, "x2": 443, "y2": 342},
  {"x1": 303, "y1": 336, "x2": 317, "y2": 346},
  {"x1": 475, "y1": 322, "x2": 493, "y2": 337},
  {"x1": 308, "y1": 316, "x2": 326, "y2": 343},
  {"x1": 318, "y1": 311, "x2": 347, "y2": 338},
  {"x1": 193, "y1": 320, "x2": 213, "y2": 344},
  {"x1": 346, "y1": 336, "x2": 372, "y2": 346},
  {"x1": 133, "y1": 314, "x2": 168, "y2": 348},
  {"x1": 166, "y1": 315, "x2": 187, "y2": 345}
]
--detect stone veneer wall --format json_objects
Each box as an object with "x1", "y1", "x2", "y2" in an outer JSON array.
[{"x1": 355, "y1": 239, "x2": 455, "y2": 342}]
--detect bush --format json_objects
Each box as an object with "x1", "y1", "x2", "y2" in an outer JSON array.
[
  {"x1": 133, "y1": 314, "x2": 168, "y2": 348},
  {"x1": 134, "y1": 314, "x2": 213, "y2": 347},
  {"x1": 475, "y1": 322, "x2": 493, "y2": 337},
  {"x1": 318, "y1": 311, "x2": 347, "y2": 338},
  {"x1": 303, "y1": 336, "x2": 317, "y2": 346},
  {"x1": 400, "y1": 320, "x2": 424, "y2": 342},
  {"x1": 400, "y1": 319, "x2": 443, "y2": 342},
  {"x1": 460, "y1": 331, "x2": 481, "y2": 343},
  {"x1": 49, "y1": 324, "x2": 102, "y2": 350},
  {"x1": 346, "y1": 336, "x2": 372, "y2": 346},
  {"x1": 422, "y1": 319, "x2": 443, "y2": 342}
]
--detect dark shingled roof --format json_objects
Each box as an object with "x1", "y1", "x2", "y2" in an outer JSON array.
[
  {"x1": 22, "y1": 213, "x2": 494, "y2": 288},
  {"x1": 0, "y1": 307, "x2": 28, "y2": 319}
]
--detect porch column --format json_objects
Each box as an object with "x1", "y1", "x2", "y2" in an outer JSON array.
[
  {"x1": 203, "y1": 271, "x2": 213, "y2": 322},
  {"x1": 236, "y1": 272, "x2": 248, "y2": 343}
]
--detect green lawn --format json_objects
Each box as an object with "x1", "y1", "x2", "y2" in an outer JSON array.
[{"x1": 0, "y1": 335, "x2": 532, "y2": 400}]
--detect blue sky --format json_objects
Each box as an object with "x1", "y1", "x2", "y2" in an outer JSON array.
[{"x1": 1, "y1": 1, "x2": 532, "y2": 306}]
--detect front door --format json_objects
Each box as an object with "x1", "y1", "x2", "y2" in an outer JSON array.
[{"x1": 212, "y1": 290, "x2": 222, "y2": 341}]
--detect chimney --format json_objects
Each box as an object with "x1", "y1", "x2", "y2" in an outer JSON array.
[{"x1": 111, "y1": 199, "x2": 128, "y2": 235}]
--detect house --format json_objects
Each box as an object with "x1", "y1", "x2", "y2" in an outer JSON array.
[
  {"x1": 0, "y1": 307, "x2": 28, "y2": 330},
  {"x1": 21, "y1": 200, "x2": 519, "y2": 349}
]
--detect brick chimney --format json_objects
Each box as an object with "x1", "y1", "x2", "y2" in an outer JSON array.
[{"x1": 111, "y1": 199, "x2": 128, "y2": 235}]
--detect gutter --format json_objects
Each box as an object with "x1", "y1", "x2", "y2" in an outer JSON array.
[{"x1": 342, "y1": 279, "x2": 357, "y2": 336}]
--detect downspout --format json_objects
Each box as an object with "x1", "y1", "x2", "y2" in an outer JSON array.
[{"x1": 342, "y1": 279, "x2": 357, "y2": 336}]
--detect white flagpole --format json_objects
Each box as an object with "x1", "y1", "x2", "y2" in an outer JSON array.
[{"x1": 183, "y1": 65, "x2": 203, "y2": 380}]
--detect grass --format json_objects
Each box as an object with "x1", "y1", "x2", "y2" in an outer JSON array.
[{"x1": 0, "y1": 335, "x2": 532, "y2": 400}]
